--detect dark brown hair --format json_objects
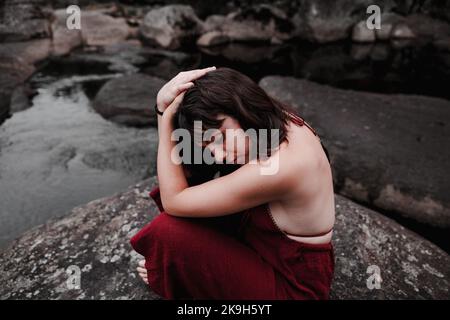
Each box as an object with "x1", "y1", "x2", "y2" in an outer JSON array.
[{"x1": 173, "y1": 67, "x2": 301, "y2": 185}]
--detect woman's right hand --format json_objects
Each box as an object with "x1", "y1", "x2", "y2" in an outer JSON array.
[{"x1": 156, "y1": 66, "x2": 216, "y2": 111}]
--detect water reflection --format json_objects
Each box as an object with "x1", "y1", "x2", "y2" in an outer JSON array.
[{"x1": 0, "y1": 73, "x2": 158, "y2": 248}]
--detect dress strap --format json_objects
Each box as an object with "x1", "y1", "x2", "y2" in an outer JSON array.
[
  {"x1": 288, "y1": 111, "x2": 331, "y2": 164},
  {"x1": 288, "y1": 112, "x2": 318, "y2": 136},
  {"x1": 283, "y1": 226, "x2": 334, "y2": 238},
  {"x1": 266, "y1": 202, "x2": 334, "y2": 238}
]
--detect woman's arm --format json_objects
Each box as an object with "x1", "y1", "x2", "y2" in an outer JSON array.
[
  {"x1": 158, "y1": 100, "x2": 299, "y2": 218},
  {"x1": 155, "y1": 67, "x2": 300, "y2": 218},
  {"x1": 157, "y1": 96, "x2": 190, "y2": 211},
  {"x1": 155, "y1": 67, "x2": 216, "y2": 210}
]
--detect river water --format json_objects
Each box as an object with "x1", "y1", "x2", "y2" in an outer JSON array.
[{"x1": 0, "y1": 71, "x2": 158, "y2": 248}]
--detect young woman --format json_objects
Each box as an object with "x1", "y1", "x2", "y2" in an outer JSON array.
[{"x1": 130, "y1": 67, "x2": 336, "y2": 300}]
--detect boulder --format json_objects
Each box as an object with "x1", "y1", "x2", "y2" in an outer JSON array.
[
  {"x1": 291, "y1": 0, "x2": 395, "y2": 43},
  {"x1": 0, "y1": 54, "x2": 36, "y2": 125},
  {"x1": 0, "y1": 178, "x2": 160, "y2": 300},
  {"x1": 0, "y1": 38, "x2": 50, "y2": 121},
  {"x1": 330, "y1": 193, "x2": 450, "y2": 299},
  {"x1": 216, "y1": 4, "x2": 295, "y2": 44},
  {"x1": 352, "y1": 21, "x2": 376, "y2": 43},
  {"x1": 9, "y1": 84, "x2": 36, "y2": 113},
  {"x1": 259, "y1": 76, "x2": 450, "y2": 229},
  {"x1": 52, "y1": 40, "x2": 145, "y2": 75},
  {"x1": 49, "y1": 40, "x2": 198, "y2": 79},
  {"x1": 50, "y1": 9, "x2": 83, "y2": 56},
  {"x1": 80, "y1": 11, "x2": 131, "y2": 47},
  {"x1": 391, "y1": 23, "x2": 416, "y2": 39},
  {"x1": 403, "y1": 14, "x2": 450, "y2": 41},
  {"x1": 0, "y1": 176, "x2": 448, "y2": 299},
  {"x1": 197, "y1": 31, "x2": 230, "y2": 47},
  {"x1": 203, "y1": 14, "x2": 227, "y2": 33},
  {"x1": 93, "y1": 74, "x2": 166, "y2": 127},
  {"x1": 0, "y1": 39, "x2": 52, "y2": 66},
  {"x1": 375, "y1": 13, "x2": 406, "y2": 41},
  {"x1": 139, "y1": 5, "x2": 204, "y2": 50},
  {"x1": 0, "y1": 0, "x2": 51, "y2": 42}
]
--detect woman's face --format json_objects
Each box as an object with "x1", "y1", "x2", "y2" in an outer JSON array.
[{"x1": 199, "y1": 114, "x2": 250, "y2": 164}]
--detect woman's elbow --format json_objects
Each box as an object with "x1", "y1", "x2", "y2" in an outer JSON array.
[{"x1": 163, "y1": 198, "x2": 187, "y2": 217}]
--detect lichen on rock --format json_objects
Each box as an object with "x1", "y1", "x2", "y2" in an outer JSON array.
[{"x1": 0, "y1": 176, "x2": 448, "y2": 299}]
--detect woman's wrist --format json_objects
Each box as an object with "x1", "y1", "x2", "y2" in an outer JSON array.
[
  {"x1": 154, "y1": 103, "x2": 165, "y2": 116},
  {"x1": 162, "y1": 106, "x2": 176, "y2": 122}
]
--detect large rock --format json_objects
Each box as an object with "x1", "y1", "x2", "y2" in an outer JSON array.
[
  {"x1": 198, "y1": 4, "x2": 295, "y2": 46},
  {"x1": 50, "y1": 9, "x2": 83, "y2": 56},
  {"x1": 46, "y1": 40, "x2": 199, "y2": 79},
  {"x1": 93, "y1": 74, "x2": 166, "y2": 127},
  {"x1": 0, "y1": 54, "x2": 36, "y2": 125},
  {"x1": 9, "y1": 84, "x2": 37, "y2": 113},
  {"x1": 197, "y1": 31, "x2": 231, "y2": 47},
  {"x1": 139, "y1": 5, "x2": 204, "y2": 50},
  {"x1": 330, "y1": 193, "x2": 449, "y2": 299},
  {"x1": 391, "y1": 23, "x2": 416, "y2": 39},
  {"x1": 292, "y1": 0, "x2": 395, "y2": 43},
  {"x1": 0, "y1": 38, "x2": 51, "y2": 122},
  {"x1": 402, "y1": 14, "x2": 450, "y2": 42},
  {"x1": 0, "y1": 39, "x2": 52, "y2": 66},
  {"x1": 0, "y1": 178, "x2": 160, "y2": 300},
  {"x1": 375, "y1": 13, "x2": 406, "y2": 41},
  {"x1": 80, "y1": 11, "x2": 131, "y2": 47},
  {"x1": 49, "y1": 40, "x2": 146, "y2": 75},
  {"x1": 0, "y1": 0, "x2": 51, "y2": 42},
  {"x1": 259, "y1": 76, "x2": 450, "y2": 229},
  {"x1": 0, "y1": 176, "x2": 448, "y2": 299},
  {"x1": 352, "y1": 21, "x2": 376, "y2": 43}
]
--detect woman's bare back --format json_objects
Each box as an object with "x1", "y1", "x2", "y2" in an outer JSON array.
[{"x1": 267, "y1": 119, "x2": 335, "y2": 244}]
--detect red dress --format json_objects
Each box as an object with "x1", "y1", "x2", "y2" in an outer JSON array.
[{"x1": 130, "y1": 113, "x2": 335, "y2": 299}]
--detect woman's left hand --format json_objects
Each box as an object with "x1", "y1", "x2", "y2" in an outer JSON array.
[
  {"x1": 156, "y1": 67, "x2": 216, "y2": 112},
  {"x1": 162, "y1": 90, "x2": 187, "y2": 120}
]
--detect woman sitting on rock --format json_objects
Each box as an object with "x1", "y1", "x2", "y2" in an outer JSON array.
[{"x1": 130, "y1": 67, "x2": 336, "y2": 299}]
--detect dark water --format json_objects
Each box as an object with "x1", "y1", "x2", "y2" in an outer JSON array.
[
  {"x1": 196, "y1": 40, "x2": 450, "y2": 101},
  {"x1": 0, "y1": 69, "x2": 158, "y2": 249},
  {"x1": 0, "y1": 39, "x2": 449, "y2": 251}
]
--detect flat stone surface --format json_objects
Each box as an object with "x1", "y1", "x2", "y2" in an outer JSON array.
[
  {"x1": 0, "y1": 176, "x2": 448, "y2": 299},
  {"x1": 259, "y1": 76, "x2": 450, "y2": 229}
]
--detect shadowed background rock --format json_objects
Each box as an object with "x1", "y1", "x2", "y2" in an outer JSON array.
[{"x1": 259, "y1": 76, "x2": 450, "y2": 230}]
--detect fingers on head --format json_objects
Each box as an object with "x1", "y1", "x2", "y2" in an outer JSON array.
[
  {"x1": 178, "y1": 82, "x2": 194, "y2": 92},
  {"x1": 174, "y1": 90, "x2": 186, "y2": 102},
  {"x1": 196, "y1": 66, "x2": 216, "y2": 78},
  {"x1": 179, "y1": 67, "x2": 216, "y2": 82}
]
